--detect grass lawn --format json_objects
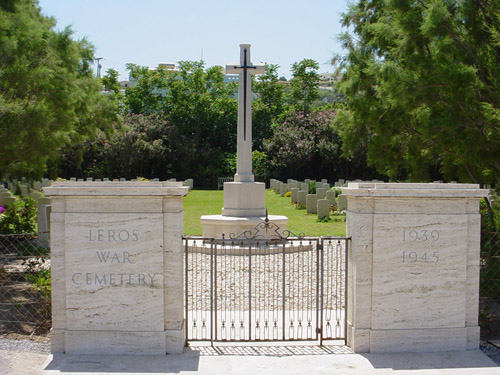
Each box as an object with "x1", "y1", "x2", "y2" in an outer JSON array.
[{"x1": 183, "y1": 189, "x2": 347, "y2": 237}]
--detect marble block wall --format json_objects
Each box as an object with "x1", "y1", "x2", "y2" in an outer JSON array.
[
  {"x1": 44, "y1": 181, "x2": 188, "y2": 355},
  {"x1": 342, "y1": 183, "x2": 486, "y2": 353}
]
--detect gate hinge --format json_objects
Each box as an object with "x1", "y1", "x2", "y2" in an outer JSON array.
[{"x1": 316, "y1": 328, "x2": 322, "y2": 334}]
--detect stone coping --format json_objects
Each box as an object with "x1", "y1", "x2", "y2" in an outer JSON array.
[
  {"x1": 342, "y1": 182, "x2": 488, "y2": 198},
  {"x1": 200, "y1": 214, "x2": 288, "y2": 223},
  {"x1": 43, "y1": 181, "x2": 189, "y2": 196}
]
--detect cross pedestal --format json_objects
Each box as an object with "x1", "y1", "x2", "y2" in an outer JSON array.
[{"x1": 201, "y1": 44, "x2": 287, "y2": 238}]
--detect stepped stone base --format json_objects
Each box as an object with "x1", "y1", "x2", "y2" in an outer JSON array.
[{"x1": 201, "y1": 214, "x2": 288, "y2": 239}]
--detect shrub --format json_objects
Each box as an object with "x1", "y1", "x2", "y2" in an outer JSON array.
[
  {"x1": 0, "y1": 197, "x2": 37, "y2": 234},
  {"x1": 308, "y1": 181, "x2": 316, "y2": 194}
]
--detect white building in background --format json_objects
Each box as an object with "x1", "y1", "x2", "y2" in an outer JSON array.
[{"x1": 158, "y1": 62, "x2": 176, "y2": 70}]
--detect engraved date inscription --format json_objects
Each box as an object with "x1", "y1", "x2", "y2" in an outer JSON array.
[
  {"x1": 402, "y1": 229, "x2": 441, "y2": 263},
  {"x1": 402, "y1": 251, "x2": 439, "y2": 263},
  {"x1": 402, "y1": 229, "x2": 440, "y2": 242}
]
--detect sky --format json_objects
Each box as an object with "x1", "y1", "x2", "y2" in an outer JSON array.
[{"x1": 37, "y1": 0, "x2": 350, "y2": 81}]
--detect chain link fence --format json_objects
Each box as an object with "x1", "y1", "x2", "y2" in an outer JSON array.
[
  {"x1": 480, "y1": 231, "x2": 500, "y2": 339},
  {"x1": 0, "y1": 234, "x2": 51, "y2": 339}
]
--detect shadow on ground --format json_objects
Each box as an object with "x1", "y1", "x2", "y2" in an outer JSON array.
[
  {"x1": 360, "y1": 350, "x2": 498, "y2": 371},
  {"x1": 44, "y1": 347, "x2": 200, "y2": 374}
]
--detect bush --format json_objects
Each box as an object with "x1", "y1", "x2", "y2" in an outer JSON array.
[
  {"x1": 0, "y1": 197, "x2": 37, "y2": 234},
  {"x1": 479, "y1": 198, "x2": 500, "y2": 338},
  {"x1": 308, "y1": 181, "x2": 316, "y2": 194}
]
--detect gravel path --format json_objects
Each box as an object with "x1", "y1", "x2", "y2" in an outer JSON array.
[
  {"x1": 0, "y1": 338, "x2": 50, "y2": 354},
  {"x1": 0, "y1": 338, "x2": 50, "y2": 375},
  {"x1": 185, "y1": 238, "x2": 347, "y2": 341}
]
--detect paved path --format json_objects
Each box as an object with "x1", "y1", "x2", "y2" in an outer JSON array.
[{"x1": 2, "y1": 344, "x2": 499, "y2": 375}]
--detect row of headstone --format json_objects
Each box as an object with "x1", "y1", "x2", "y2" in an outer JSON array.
[
  {"x1": 6, "y1": 178, "x2": 52, "y2": 196},
  {"x1": 270, "y1": 178, "x2": 341, "y2": 220},
  {"x1": 0, "y1": 185, "x2": 51, "y2": 244},
  {"x1": 269, "y1": 178, "x2": 331, "y2": 196},
  {"x1": 2, "y1": 177, "x2": 194, "y2": 243},
  {"x1": 0, "y1": 186, "x2": 51, "y2": 207},
  {"x1": 271, "y1": 177, "x2": 385, "y2": 215},
  {"x1": 305, "y1": 194, "x2": 336, "y2": 218}
]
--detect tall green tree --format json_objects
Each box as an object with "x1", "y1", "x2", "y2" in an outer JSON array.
[
  {"x1": 252, "y1": 64, "x2": 287, "y2": 150},
  {"x1": 335, "y1": 0, "x2": 500, "y2": 185},
  {"x1": 265, "y1": 109, "x2": 334, "y2": 180},
  {"x1": 124, "y1": 63, "x2": 171, "y2": 114},
  {"x1": 289, "y1": 59, "x2": 320, "y2": 114},
  {"x1": 123, "y1": 61, "x2": 237, "y2": 186},
  {"x1": 102, "y1": 68, "x2": 121, "y2": 94},
  {"x1": 0, "y1": 0, "x2": 119, "y2": 181}
]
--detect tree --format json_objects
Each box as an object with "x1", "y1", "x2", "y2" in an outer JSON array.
[
  {"x1": 124, "y1": 64, "x2": 171, "y2": 114},
  {"x1": 335, "y1": 0, "x2": 500, "y2": 186},
  {"x1": 289, "y1": 59, "x2": 320, "y2": 114},
  {"x1": 0, "y1": 0, "x2": 119, "y2": 181},
  {"x1": 159, "y1": 61, "x2": 237, "y2": 186},
  {"x1": 59, "y1": 61, "x2": 237, "y2": 186},
  {"x1": 102, "y1": 68, "x2": 121, "y2": 94},
  {"x1": 252, "y1": 64, "x2": 287, "y2": 150},
  {"x1": 265, "y1": 109, "x2": 339, "y2": 180}
]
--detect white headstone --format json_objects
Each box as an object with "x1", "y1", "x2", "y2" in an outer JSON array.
[
  {"x1": 280, "y1": 183, "x2": 288, "y2": 196},
  {"x1": 337, "y1": 194, "x2": 347, "y2": 211},
  {"x1": 316, "y1": 187, "x2": 326, "y2": 199},
  {"x1": 37, "y1": 204, "x2": 51, "y2": 248},
  {"x1": 306, "y1": 194, "x2": 318, "y2": 214},
  {"x1": 326, "y1": 190, "x2": 336, "y2": 206},
  {"x1": 297, "y1": 190, "x2": 307, "y2": 206},
  {"x1": 317, "y1": 199, "x2": 330, "y2": 219}
]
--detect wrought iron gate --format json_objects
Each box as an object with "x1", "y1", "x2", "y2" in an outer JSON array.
[{"x1": 184, "y1": 223, "x2": 348, "y2": 344}]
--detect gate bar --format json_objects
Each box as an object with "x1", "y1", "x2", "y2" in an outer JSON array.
[
  {"x1": 248, "y1": 243, "x2": 252, "y2": 341},
  {"x1": 344, "y1": 238, "x2": 349, "y2": 345},
  {"x1": 210, "y1": 240, "x2": 214, "y2": 346},
  {"x1": 320, "y1": 238, "x2": 325, "y2": 346},
  {"x1": 282, "y1": 240, "x2": 286, "y2": 340},
  {"x1": 184, "y1": 238, "x2": 189, "y2": 345}
]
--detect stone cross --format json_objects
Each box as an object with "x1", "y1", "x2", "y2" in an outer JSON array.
[{"x1": 226, "y1": 44, "x2": 265, "y2": 182}]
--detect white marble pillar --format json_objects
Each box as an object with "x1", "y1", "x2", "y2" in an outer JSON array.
[
  {"x1": 44, "y1": 181, "x2": 188, "y2": 355},
  {"x1": 343, "y1": 183, "x2": 487, "y2": 353}
]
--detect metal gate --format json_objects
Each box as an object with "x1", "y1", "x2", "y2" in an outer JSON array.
[{"x1": 184, "y1": 221, "x2": 348, "y2": 344}]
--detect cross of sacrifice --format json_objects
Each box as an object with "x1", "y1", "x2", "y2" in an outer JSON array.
[{"x1": 225, "y1": 44, "x2": 265, "y2": 183}]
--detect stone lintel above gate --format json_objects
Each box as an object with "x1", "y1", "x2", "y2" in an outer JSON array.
[
  {"x1": 44, "y1": 181, "x2": 189, "y2": 355},
  {"x1": 342, "y1": 182, "x2": 488, "y2": 353}
]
